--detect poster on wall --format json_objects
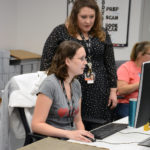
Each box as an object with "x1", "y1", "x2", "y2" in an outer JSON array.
[{"x1": 67, "y1": 0, "x2": 131, "y2": 47}]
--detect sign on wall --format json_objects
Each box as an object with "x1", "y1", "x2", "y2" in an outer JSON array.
[{"x1": 67, "y1": 0, "x2": 131, "y2": 47}]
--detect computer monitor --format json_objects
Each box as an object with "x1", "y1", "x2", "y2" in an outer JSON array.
[
  {"x1": 134, "y1": 61, "x2": 150, "y2": 128},
  {"x1": 134, "y1": 61, "x2": 150, "y2": 147}
]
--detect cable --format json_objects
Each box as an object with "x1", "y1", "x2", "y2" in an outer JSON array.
[
  {"x1": 95, "y1": 140, "x2": 139, "y2": 145},
  {"x1": 119, "y1": 131, "x2": 150, "y2": 136},
  {"x1": 95, "y1": 131, "x2": 150, "y2": 145}
]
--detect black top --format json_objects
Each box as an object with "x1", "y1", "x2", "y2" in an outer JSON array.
[{"x1": 40, "y1": 24, "x2": 117, "y2": 123}]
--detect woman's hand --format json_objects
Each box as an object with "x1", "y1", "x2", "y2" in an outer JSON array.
[
  {"x1": 108, "y1": 88, "x2": 117, "y2": 109},
  {"x1": 66, "y1": 130, "x2": 94, "y2": 142}
]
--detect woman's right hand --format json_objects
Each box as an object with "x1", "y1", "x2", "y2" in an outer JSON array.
[{"x1": 66, "y1": 130, "x2": 94, "y2": 142}]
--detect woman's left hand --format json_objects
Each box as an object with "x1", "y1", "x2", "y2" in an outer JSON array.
[{"x1": 108, "y1": 88, "x2": 117, "y2": 109}]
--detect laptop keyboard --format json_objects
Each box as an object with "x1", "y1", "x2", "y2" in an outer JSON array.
[{"x1": 90, "y1": 123, "x2": 128, "y2": 139}]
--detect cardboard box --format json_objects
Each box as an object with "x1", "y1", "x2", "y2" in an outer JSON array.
[{"x1": 17, "y1": 137, "x2": 109, "y2": 150}]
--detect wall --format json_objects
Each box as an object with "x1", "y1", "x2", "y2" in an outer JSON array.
[
  {"x1": 0, "y1": 0, "x2": 17, "y2": 50},
  {"x1": 16, "y1": 0, "x2": 66, "y2": 54},
  {"x1": 114, "y1": 0, "x2": 142, "y2": 60},
  {"x1": 139, "y1": 0, "x2": 150, "y2": 41},
  {"x1": 0, "y1": 0, "x2": 149, "y2": 60}
]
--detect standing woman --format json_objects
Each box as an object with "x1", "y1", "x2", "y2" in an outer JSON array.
[
  {"x1": 32, "y1": 41, "x2": 95, "y2": 142},
  {"x1": 40, "y1": 0, "x2": 117, "y2": 130}
]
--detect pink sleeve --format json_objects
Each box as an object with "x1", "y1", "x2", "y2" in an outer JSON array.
[{"x1": 117, "y1": 64, "x2": 130, "y2": 83}]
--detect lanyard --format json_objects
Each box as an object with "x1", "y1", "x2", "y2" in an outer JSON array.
[
  {"x1": 80, "y1": 33, "x2": 92, "y2": 61},
  {"x1": 61, "y1": 80, "x2": 74, "y2": 127}
]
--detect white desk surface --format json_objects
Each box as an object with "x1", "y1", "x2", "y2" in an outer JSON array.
[{"x1": 69, "y1": 117, "x2": 150, "y2": 150}]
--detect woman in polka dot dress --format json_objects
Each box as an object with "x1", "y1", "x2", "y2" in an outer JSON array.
[{"x1": 40, "y1": 0, "x2": 117, "y2": 130}]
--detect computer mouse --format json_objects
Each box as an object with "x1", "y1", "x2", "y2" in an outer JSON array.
[{"x1": 84, "y1": 136, "x2": 96, "y2": 142}]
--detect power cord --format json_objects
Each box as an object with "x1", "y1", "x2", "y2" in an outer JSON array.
[
  {"x1": 95, "y1": 140, "x2": 139, "y2": 145},
  {"x1": 95, "y1": 131, "x2": 150, "y2": 145},
  {"x1": 119, "y1": 131, "x2": 150, "y2": 136}
]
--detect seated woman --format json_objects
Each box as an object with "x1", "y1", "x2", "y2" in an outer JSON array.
[
  {"x1": 116, "y1": 41, "x2": 150, "y2": 118},
  {"x1": 31, "y1": 40, "x2": 94, "y2": 142}
]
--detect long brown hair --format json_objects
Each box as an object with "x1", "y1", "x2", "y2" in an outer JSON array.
[
  {"x1": 130, "y1": 41, "x2": 150, "y2": 61},
  {"x1": 47, "y1": 40, "x2": 83, "y2": 80},
  {"x1": 67, "y1": 0, "x2": 106, "y2": 41}
]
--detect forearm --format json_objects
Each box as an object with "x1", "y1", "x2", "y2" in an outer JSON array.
[
  {"x1": 75, "y1": 120, "x2": 85, "y2": 130},
  {"x1": 32, "y1": 122, "x2": 93, "y2": 142},
  {"x1": 118, "y1": 82, "x2": 139, "y2": 95},
  {"x1": 32, "y1": 122, "x2": 71, "y2": 139},
  {"x1": 110, "y1": 88, "x2": 117, "y2": 93}
]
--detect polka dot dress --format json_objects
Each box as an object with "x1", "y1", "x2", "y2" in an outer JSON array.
[{"x1": 40, "y1": 24, "x2": 117, "y2": 123}]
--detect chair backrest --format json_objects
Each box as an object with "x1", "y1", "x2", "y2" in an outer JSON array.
[
  {"x1": 15, "y1": 71, "x2": 47, "y2": 145},
  {"x1": 115, "y1": 60, "x2": 128, "y2": 70},
  {"x1": 1, "y1": 71, "x2": 47, "y2": 146},
  {"x1": 17, "y1": 107, "x2": 33, "y2": 145}
]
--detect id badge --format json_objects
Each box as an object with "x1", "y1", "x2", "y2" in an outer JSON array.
[{"x1": 84, "y1": 72, "x2": 95, "y2": 84}]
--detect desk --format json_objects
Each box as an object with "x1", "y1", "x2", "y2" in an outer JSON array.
[
  {"x1": 17, "y1": 137, "x2": 108, "y2": 150},
  {"x1": 69, "y1": 117, "x2": 150, "y2": 150},
  {"x1": 17, "y1": 117, "x2": 150, "y2": 150}
]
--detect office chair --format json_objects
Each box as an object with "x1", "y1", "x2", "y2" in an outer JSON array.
[
  {"x1": 111, "y1": 60, "x2": 127, "y2": 121},
  {"x1": 115, "y1": 60, "x2": 127, "y2": 70},
  {"x1": 17, "y1": 107, "x2": 47, "y2": 145},
  {"x1": 17, "y1": 107, "x2": 69, "y2": 145},
  {"x1": 4, "y1": 71, "x2": 47, "y2": 146},
  {"x1": 17, "y1": 107, "x2": 33, "y2": 145}
]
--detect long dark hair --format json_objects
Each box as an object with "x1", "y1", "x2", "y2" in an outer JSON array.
[
  {"x1": 67, "y1": 0, "x2": 106, "y2": 41},
  {"x1": 47, "y1": 40, "x2": 83, "y2": 80}
]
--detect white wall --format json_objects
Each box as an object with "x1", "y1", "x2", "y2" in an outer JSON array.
[
  {"x1": 0, "y1": 0, "x2": 149, "y2": 60},
  {"x1": 0, "y1": 0, "x2": 17, "y2": 50},
  {"x1": 16, "y1": 0, "x2": 66, "y2": 54},
  {"x1": 114, "y1": 0, "x2": 142, "y2": 60},
  {"x1": 140, "y1": 0, "x2": 150, "y2": 41}
]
